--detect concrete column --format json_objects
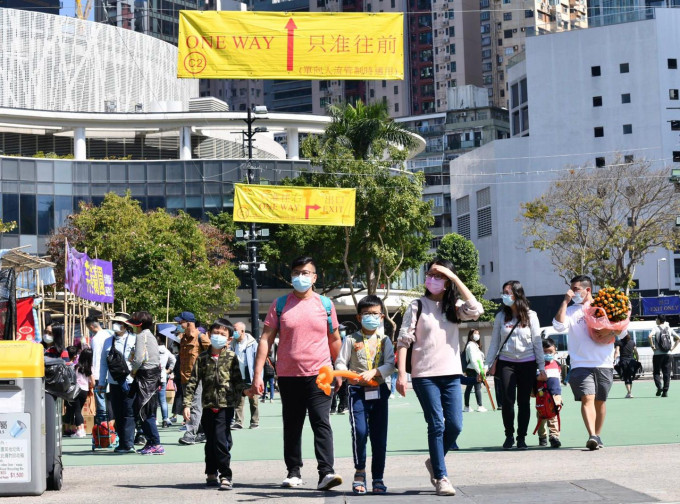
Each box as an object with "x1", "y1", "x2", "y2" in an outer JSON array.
[
  {"x1": 73, "y1": 127, "x2": 86, "y2": 161},
  {"x1": 286, "y1": 128, "x2": 299, "y2": 160},
  {"x1": 180, "y1": 126, "x2": 192, "y2": 160}
]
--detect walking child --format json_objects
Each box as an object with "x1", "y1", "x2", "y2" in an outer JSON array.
[
  {"x1": 334, "y1": 295, "x2": 395, "y2": 495},
  {"x1": 183, "y1": 318, "x2": 248, "y2": 491},
  {"x1": 536, "y1": 338, "x2": 562, "y2": 448}
]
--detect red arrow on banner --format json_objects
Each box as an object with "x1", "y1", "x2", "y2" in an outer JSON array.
[
  {"x1": 305, "y1": 204, "x2": 320, "y2": 219},
  {"x1": 285, "y1": 18, "x2": 297, "y2": 71}
]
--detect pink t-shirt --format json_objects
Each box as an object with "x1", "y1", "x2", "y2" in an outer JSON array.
[{"x1": 263, "y1": 292, "x2": 339, "y2": 377}]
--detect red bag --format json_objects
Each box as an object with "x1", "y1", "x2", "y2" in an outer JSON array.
[
  {"x1": 92, "y1": 421, "x2": 117, "y2": 448},
  {"x1": 533, "y1": 382, "x2": 562, "y2": 435}
]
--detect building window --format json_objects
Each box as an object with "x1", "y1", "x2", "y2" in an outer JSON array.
[
  {"x1": 490, "y1": 261, "x2": 494, "y2": 273},
  {"x1": 503, "y1": 12, "x2": 512, "y2": 20},
  {"x1": 504, "y1": 29, "x2": 513, "y2": 38},
  {"x1": 480, "y1": 11, "x2": 490, "y2": 21},
  {"x1": 672, "y1": 120, "x2": 680, "y2": 131},
  {"x1": 591, "y1": 66, "x2": 601, "y2": 77},
  {"x1": 477, "y1": 187, "x2": 492, "y2": 238},
  {"x1": 669, "y1": 58, "x2": 678, "y2": 70},
  {"x1": 481, "y1": 264, "x2": 486, "y2": 276},
  {"x1": 623, "y1": 124, "x2": 633, "y2": 134},
  {"x1": 619, "y1": 63, "x2": 629, "y2": 73},
  {"x1": 525, "y1": 9, "x2": 533, "y2": 17},
  {"x1": 394, "y1": 85, "x2": 399, "y2": 94},
  {"x1": 395, "y1": 103, "x2": 399, "y2": 113},
  {"x1": 370, "y1": 89, "x2": 375, "y2": 98},
  {"x1": 594, "y1": 126, "x2": 604, "y2": 137},
  {"x1": 624, "y1": 154, "x2": 634, "y2": 163},
  {"x1": 622, "y1": 93, "x2": 631, "y2": 103},
  {"x1": 673, "y1": 151, "x2": 680, "y2": 162},
  {"x1": 671, "y1": 89, "x2": 679, "y2": 100},
  {"x1": 595, "y1": 157, "x2": 605, "y2": 168},
  {"x1": 593, "y1": 96, "x2": 602, "y2": 107},
  {"x1": 456, "y1": 196, "x2": 470, "y2": 239}
]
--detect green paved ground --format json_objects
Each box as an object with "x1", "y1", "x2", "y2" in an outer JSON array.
[{"x1": 62, "y1": 380, "x2": 680, "y2": 467}]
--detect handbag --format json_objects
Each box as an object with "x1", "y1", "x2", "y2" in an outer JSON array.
[
  {"x1": 488, "y1": 319, "x2": 521, "y2": 376},
  {"x1": 166, "y1": 377, "x2": 177, "y2": 392},
  {"x1": 107, "y1": 338, "x2": 130, "y2": 384}
]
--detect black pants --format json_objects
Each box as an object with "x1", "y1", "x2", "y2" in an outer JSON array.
[
  {"x1": 464, "y1": 370, "x2": 482, "y2": 407},
  {"x1": 64, "y1": 389, "x2": 88, "y2": 426},
  {"x1": 619, "y1": 358, "x2": 638, "y2": 385},
  {"x1": 109, "y1": 383, "x2": 136, "y2": 450},
  {"x1": 653, "y1": 354, "x2": 672, "y2": 392},
  {"x1": 278, "y1": 376, "x2": 335, "y2": 477},
  {"x1": 201, "y1": 408, "x2": 234, "y2": 480},
  {"x1": 498, "y1": 360, "x2": 537, "y2": 438},
  {"x1": 331, "y1": 380, "x2": 348, "y2": 412}
]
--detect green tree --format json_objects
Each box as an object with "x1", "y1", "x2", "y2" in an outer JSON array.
[
  {"x1": 260, "y1": 101, "x2": 432, "y2": 332},
  {"x1": 436, "y1": 233, "x2": 498, "y2": 321},
  {"x1": 0, "y1": 220, "x2": 17, "y2": 234},
  {"x1": 520, "y1": 157, "x2": 680, "y2": 293},
  {"x1": 47, "y1": 192, "x2": 239, "y2": 323}
]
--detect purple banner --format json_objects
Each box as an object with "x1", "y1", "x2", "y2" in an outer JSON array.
[{"x1": 65, "y1": 246, "x2": 115, "y2": 303}]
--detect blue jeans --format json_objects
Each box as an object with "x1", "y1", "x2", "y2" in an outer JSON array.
[
  {"x1": 348, "y1": 383, "x2": 389, "y2": 480},
  {"x1": 412, "y1": 375, "x2": 463, "y2": 480},
  {"x1": 390, "y1": 372, "x2": 397, "y2": 395},
  {"x1": 94, "y1": 385, "x2": 107, "y2": 422},
  {"x1": 157, "y1": 381, "x2": 168, "y2": 420},
  {"x1": 265, "y1": 377, "x2": 275, "y2": 400}
]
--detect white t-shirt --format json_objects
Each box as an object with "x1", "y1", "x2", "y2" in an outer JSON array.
[{"x1": 553, "y1": 304, "x2": 614, "y2": 369}]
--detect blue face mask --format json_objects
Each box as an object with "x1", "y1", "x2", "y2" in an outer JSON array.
[
  {"x1": 361, "y1": 314, "x2": 382, "y2": 331},
  {"x1": 210, "y1": 334, "x2": 228, "y2": 349},
  {"x1": 544, "y1": 354, "x2": 555, "y2": 362},
  {"x1": 292, "y1": 275, "x2": 313, "y2": 293},
  {"x1": 501, "y1": 294, "x2": 515, "y2": 307}
]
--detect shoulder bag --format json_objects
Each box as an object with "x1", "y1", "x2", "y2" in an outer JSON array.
[{"x1": 488, "y1": 319, "x2": 520, "y2": 376}]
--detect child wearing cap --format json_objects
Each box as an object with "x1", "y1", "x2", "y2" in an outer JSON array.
[
  {"x1": 183, "y1": 319, "x2": 248, "y2": 491},
  {"x1": 334, "y1": 295, "x2": 395, "y2": 495}
]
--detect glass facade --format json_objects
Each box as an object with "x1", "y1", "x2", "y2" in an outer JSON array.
[{"x1": 0, "y1": 157, "x2": 310, "y2": 253}]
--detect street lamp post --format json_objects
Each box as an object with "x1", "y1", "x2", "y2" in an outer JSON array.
[
  {"x1": 657, "y1": 257, "x2": 667, "y2": 297},
  {"x1": 242, "y1": 105, "x2": 267, "y2": 339}
]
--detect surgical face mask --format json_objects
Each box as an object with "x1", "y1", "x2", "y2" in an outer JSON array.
[
  {"x1": 43, "y1": 334, "x2": 54, "y2": 345},
  {"x1": 501, "y1": 294, "x2": 515, "y2": 307},
  {"x1": 233, "y1": 331, "x2": 241, "y2": 340},
  {"x1": 544, "y1": 354, "x2": 555, "y2": 362},
  {"x1": 572, "y1": 291, "x2": 585, "y2": 305},
  {"x1": 425, "y1": 276, "x2": 446, "y2": 295},
  {"x1": 112, "y1": 323, "x2": 122, "y2": 332},
  {"x1": 340, "y1": 331, "x2": 347, "y2": 338},
  {"x1": 210, "y1": 333, "x2": 228, "y2": 349},
  {"x1": 292, "y1": 274, "x2": 313, "y2": 293},
  {"x1": 361, "y1": 314, "x2": 382, "y2": 331},
  {"x1": 472, "y1": 332, "x2": 480, "y2": 342},
  {"x1": 175, "y1": 325, "x2": 185, "y2": 334}
]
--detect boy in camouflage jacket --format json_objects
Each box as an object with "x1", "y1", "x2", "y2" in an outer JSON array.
[{"x1": 183, "y1": 319, "x2": 248, "y2": 491}]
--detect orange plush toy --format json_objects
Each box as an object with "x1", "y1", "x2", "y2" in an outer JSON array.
[{"x1": 316, "y1": 365, "x2": 379, "y2": 396}]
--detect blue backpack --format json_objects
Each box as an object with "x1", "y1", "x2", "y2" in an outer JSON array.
[{"x1": 275, "y1": 294, "x2": 335, "y2": 335}]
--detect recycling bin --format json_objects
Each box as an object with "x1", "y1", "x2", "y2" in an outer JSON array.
[{"x1": 0, "y1": 341, "x2": 46, "y2": 496}]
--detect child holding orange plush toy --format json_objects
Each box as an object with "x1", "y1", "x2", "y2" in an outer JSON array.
[{"x1": 334, "y1": 295, "x2": 395, "y2": 495}]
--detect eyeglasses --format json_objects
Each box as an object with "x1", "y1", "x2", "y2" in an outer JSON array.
[
  {"x1": 291, "y1": 270, "x2": 316, "y2": 277},
  {"x1": 425, "y1": 273, "x2": 446, "y2": 280}
]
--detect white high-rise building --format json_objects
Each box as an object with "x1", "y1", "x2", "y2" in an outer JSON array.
[{"x1": 450, "y1": 9, "x2": 680, "y2": 322}]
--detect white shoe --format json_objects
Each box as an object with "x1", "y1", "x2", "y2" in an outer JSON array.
[
  {"x1": 476, "y1": 406, "x2": 487, "y2": 412},
  {"x1": 462, "y1": 406, "x2": 470, "y2": 412},
  {"x1": 74, "y1": 429, "x2": 86, "y2": 438},
  {"x1": 317, "y1": 473, "x2": 343, "y2": 490},
  {"x1": 281, "y1": 475, "x2": 303, "y2": 488},
  {"x1": 390, "y1": 394, "x2": 396, "y2": 399},
  {"x1": 435, "y1": 476, "x2": 456, "y2": 496}
]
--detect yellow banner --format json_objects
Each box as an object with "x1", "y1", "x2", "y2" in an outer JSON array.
[
  {"x1": 177, "y1": 11, "x2": 403, "y2": 80},
  {"x1": 233, "y1": 184, "x2": 356, "y2": 227}
]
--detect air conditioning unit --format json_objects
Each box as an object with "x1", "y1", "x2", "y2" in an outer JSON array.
[{"x1": 513, "y1": 45, "x2": 519, "y2": 50}]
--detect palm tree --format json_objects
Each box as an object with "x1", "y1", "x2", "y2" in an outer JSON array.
[{"x1": 321, "y1": 100, "x2": 416, "y2": 160}]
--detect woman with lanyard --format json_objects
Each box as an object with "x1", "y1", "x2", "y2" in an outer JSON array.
[
  {"x1": 396, "y1": 258, "x2": 483, "y2": 497},
  {"x1": 335, "y1": 295, "x2": 395, "y2": 495},
  {"x1": 486, "y1": 280, "x2": 546, "y2": 450}
]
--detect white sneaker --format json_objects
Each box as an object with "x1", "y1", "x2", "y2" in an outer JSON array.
[
  {"x1": 462, "y1": 406, "x2": 470, "y2": 412},
  {"x1": 317, "y1": 473, "x2": 343, "y2": 491},
  {"x1": 435, "y1": 476, "x2": 456, "y2": 496},
  {"x1": 476, "y1": 406, "x2": 488, "y2": 412},
  {"x1": 281, "y1": 475, "x2": 303, "y2": 488},
  {"x1": 74, "y1": 428, "x2": 86, "y2": 438}
]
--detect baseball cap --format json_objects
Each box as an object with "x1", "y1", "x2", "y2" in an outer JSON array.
[{"x1": 173, "y1": 311, "x2": 196, "y2": 323}]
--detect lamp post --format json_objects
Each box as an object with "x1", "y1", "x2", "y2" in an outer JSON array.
[
  {"x1": 242, "y1": 105, "x2": 268, "y2": 339},
  {"x1": 657, "y1": 257, "x2": 667, "y2": 297}
]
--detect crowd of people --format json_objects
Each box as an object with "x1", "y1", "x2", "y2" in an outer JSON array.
[{"x1": 41, "y1": 254, "x2": 678, "y2": 496}]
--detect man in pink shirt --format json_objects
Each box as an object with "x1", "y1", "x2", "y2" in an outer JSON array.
[{"x1": 249, "y1": 256, "x2": 343, "y2": 491}]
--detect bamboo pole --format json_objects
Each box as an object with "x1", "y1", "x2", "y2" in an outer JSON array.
[
  {"x1": 166, "y1": 289, "x2": 170, "y2": 323},
  {"x1": 64, "y1": 237, "x2": 69, "y2": 346}
]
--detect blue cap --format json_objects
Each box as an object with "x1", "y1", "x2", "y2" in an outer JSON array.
[{"x1": 174, "y1": 311, "x2": 196, "y2": 323}]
